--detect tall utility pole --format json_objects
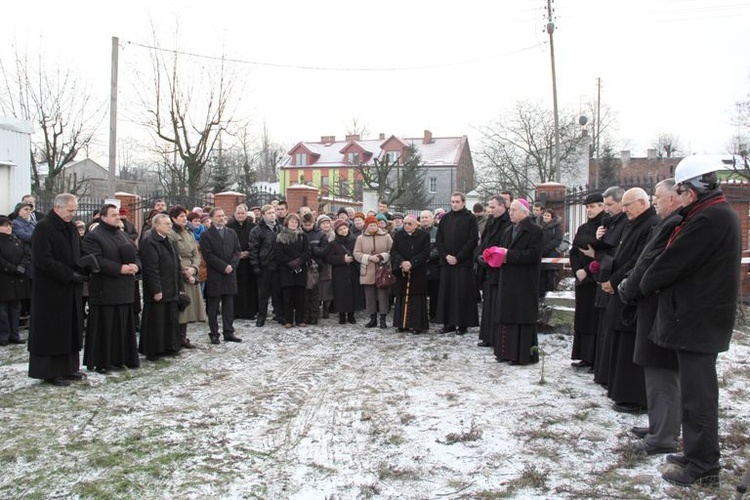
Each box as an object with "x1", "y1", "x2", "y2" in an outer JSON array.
[
  {"x1": 546, "y1": 0, "x2": 561, "y2": 182},
  {"x1": 595, "y1": 77, "x2": 602, "y2": 158},
  {"x1": 108, "y1": 36, "x2": 119, "y2": 198}
]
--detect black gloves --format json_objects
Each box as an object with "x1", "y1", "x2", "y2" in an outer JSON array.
[{"x1": 71, "y1": 272, "x2": 88, "y2": 284}]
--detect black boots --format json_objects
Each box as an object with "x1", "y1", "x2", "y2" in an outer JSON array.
[
  {"x1": 339, "y1": 313, "x2": 347, "y2": 324},
  {"x1": 366, "y1": 314, "x2": 378, "y2": 328},
  {"x1": 321, "y1": 301, "x2": 330, "y2": 319},
  {"x1": 256, "y1": 314, "x2": 266, "y2": 327},
  {"x1": 347, "y1": 312, "x2": 356, "y2": 324},
  {"x1": 179, "y1": 323, "x2": 196, "y2": 349},
  {"x1": 379, "y1": 314, "x2": 387, "y2": 329}
]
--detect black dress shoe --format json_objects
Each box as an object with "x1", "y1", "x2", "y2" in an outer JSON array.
[
  {"x1": 95, "y1": 367, "x2": 108, "y2": 374},
  {"x1": 456, "y1": 328, "x2": 467, "y2": 335},
  {"x1": 666, "y1": 453, "x2": 689, "y2": 468},
  {"x1": 662, "y1": 466, "x2": 720, "y2": 487},
  {"x1": 224, "y1": 334, "x2": 242, "y2": 342},
  {"x1": 612, "y1": 402, "x2": 646, "y2": 414},
  {"x1": 64, "y1": 371, "x2": 87, "y2": 380},
  {"x1": 0, "y1": 340, "x2": 8, "y2": 346},
  {"x1": 629, "y1": 441, "x2": 677, "y2": 456},
  {"x1": 146, "y1": 354, "x2": 159, "y2": 362},
  {"x1": 439, "y1": 325, "x2": 456, "y2": 334},
  {"x1": 256, "y1": 317, "x2": 266, "y2": 327},
  {"x1": 45, "y1": 377, "x2": 71, "y2": 387},
  {"x1": 571, "y1": 360, "x2": 590, "y2": 368},
  {"x1": 477, "y1": 341, "x2": 492, "y2": 347},
  {"x1": 209, "y1": 335, "x2": 221, "y2": 345},
  {"x1": 8, "y1": 338, "x2": 26, "y2": 344},
  {"x1": 630, "y1": 426, "x2": 649, "y2": 439}
]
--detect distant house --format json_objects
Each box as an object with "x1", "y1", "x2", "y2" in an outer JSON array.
[
  {"x1": 589, "y1": 149, "x2": 680, "y2": 189},
  {"x1": 279, "y1": 130, "x2": 474, "y2": 206}
]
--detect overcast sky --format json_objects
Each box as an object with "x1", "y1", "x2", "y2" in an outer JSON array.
[{"x1": 3, "y1": 0, "x2": 750, "y2": 165}]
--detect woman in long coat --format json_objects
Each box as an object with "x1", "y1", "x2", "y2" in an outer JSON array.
[
  {"x1": 167, "y1": 205, "x2": 207, "y2": 348},
  {"x1": 82, "y1": 204, "x2": 140, "y2": 373},
  {"x1": 327, "y1": 219, "x2": 364, "y2": 324},
  {"x1": 139, "y1": 214, "x2": 182, "y2": 360},
  {"x1": 275, "y1": 214, "x2": 310, "y2": 328},
  {"x1": 0, "y1": 216, "x2": 30, "y2": 345},
  {"x1": 391, "y1": 215, "x2": 430, "y2": 333},
  {"x1": 538, "y1": 208, "x2": 563, "y2": 299},
  {"x1": 353, "y1": 215, "x2": 393, "y2": 329},
  {"x1": 493, "y1": 200, "x2": 544, "y2": 365}
]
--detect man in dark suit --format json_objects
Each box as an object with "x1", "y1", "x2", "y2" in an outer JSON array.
[{"x1": 200, "y1": 208, "x2": 242, "y2": 344}]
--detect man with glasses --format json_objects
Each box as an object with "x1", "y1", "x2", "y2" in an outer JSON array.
[{"x1": 641, "y1": 156, "x2": 740, "y2": 487}]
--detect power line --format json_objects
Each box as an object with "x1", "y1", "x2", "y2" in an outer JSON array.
[{"x1": 122, "y1": 39, "x2": 546, "y2": 72}]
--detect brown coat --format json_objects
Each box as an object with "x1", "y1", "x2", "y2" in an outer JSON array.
[{"x1": 353, "y1": 229, "x2": 393, "y2": 285}]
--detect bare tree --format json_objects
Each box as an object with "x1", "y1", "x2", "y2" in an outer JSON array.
[
  {"x1": 0, "y1": 48, "x2": 102, "y2": 196},
  {"x1": 652, "y1": 132, "x2": 682, "y2": 158},
  {"x1": 137, "y1": 30, "x2": 240, "y2": 198},
  {"x1": 476, "y1": 100, "x2": 586, "y2": 199},
  {"x1": 346, "y1": 116, "x2": 369, "y2": 139},
  {"x1": 584, "y1": 99, "x2": 618, "y2": 158},
  {"x1": 355, "y1": 144, "x2": 432, "y2": 207}
]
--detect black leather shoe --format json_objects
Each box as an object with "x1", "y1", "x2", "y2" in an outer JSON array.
[
  {"x1": 224, "y1": 334, "x2": 242, "y2": 342},
  {"x1": 662, "y1": 466, "x2": 720, "y2": 487},
  {"x1": 666, "y1": 453, "x2": 689, "y2": 468},
  {"x1": 477, "y1": 341, "x2": 492, "y2": 347},
  {"x1": 64, "y1": 371, "x2": 87, "y2": 380},
  {"x1": 347, "y1": 313, "x2": 356, "y2": 324},
  {"x1": 612, "y1": 402, "x2": 646, "y2": 414},
  {"x1": 209, "y1": 335, "x2": 221, "y2": 345},
  {"x1": 439, "y1": 325, "x2": 456, "y2": 334},
  {"x1": 571, "y1": 360, "x2": 590, "y2": 368},
  {"x1": 146, "y1": 354, "x2": 159, "y2": 362},
  {"x1": 256, "y1": 317, "x2": 266, "y2": 327},
  {"x1": 456, "y1": 328, "x2": 467, "y2": 335},
  {"x1": 630, "y1": 426, "x2": 649, "y2": 439},
  {"x1": 45, "y1": 377, "x2": 71, "y2": 387},
  {"x1": 8, "y1": 338, "x2": 26, "y2": 344},
  {"x1": 629, "y1": 441, "x2": 677, "y2": 456}
]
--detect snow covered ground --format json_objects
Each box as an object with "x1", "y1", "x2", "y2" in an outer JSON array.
[{"x1": 1, "y1": 308, "x2": 749, "y2": 499}]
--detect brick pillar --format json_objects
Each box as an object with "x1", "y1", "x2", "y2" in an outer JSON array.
[
  {"x1": 214, "y1": 191, "x2": 247, "y2": 216},
  {"x1": 286, "y1": 184, "x2": 320, "y2": 214},
  {"x1": 116, "y1": 192, "x2": 142, "y2": 233},
  {"x1": 535, "y1": 182, "x2": 568, "y2": 231},
  {"x1": 720, "y1": 181, "x2": 750, "y2": 301}
]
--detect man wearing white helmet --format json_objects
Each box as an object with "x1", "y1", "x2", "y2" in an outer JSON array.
[{"x1": 641, "y1": 155, "x2": 741, "y2": 487}]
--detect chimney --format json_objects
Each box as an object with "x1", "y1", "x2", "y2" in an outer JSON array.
[
  {"x1": 423, "y1": 129, "x2": 433, "y2": 144},
  {"x1": 321, "y1": 135, "x2": 335, "y2": 143},
  {"x1": 620, "y1": 150, "x2": 631, "y2": 166},
  {"x1": 345, "y1": 134, "x2": 360, "y2": 142},
  {"x1": 647, "y1": 148, "x2": 658, "y2": 160},
  {"x1": 379, "y1": 133, "x2": 385, "y2": 140}
]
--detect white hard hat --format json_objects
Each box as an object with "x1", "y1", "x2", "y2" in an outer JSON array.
[{"x1": 674, "y1": 154, "x2": 736, "y2": 184}]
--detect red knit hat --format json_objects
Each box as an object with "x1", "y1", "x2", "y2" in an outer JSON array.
[{"x1": 364, "y1": 215, "x2": 378, "y2": 227}]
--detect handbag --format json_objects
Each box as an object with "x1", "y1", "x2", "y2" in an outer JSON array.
[
  {"x1": 375, "y1": 262, "x2": 396, "y2": 289},
  {"x1": 306, "y1": 259, "x2": 320, "y2": 290}
]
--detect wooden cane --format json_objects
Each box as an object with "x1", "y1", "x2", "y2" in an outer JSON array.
[{"x1": 402, "y1": 270, "x2": 411, "y2": 330}]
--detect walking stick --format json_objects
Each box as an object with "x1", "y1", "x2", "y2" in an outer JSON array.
[{"x1": 402, "y1": 270, "x2": 411, "y2": 330}]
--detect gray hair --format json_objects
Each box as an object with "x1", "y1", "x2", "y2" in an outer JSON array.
[
  {"x1": 655, "y1": 178, "x2": 677, "y2": 192},
  {"x1": 602, "y1": 186, "x2": 625, "y2": 202},
  {"x1": 53, "y1": 193, "x2": 77, "y2": 209},
  {"x1": 152, "y1": 213, "x2": 170, "y2": 226}
]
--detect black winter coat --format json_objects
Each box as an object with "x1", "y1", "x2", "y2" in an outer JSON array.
[
  {"x1": 436, "y1": 208, "x2": 478, "y2": 267},
  {"x1": 248, "y1": 220, "x2": 280, "y2": 271},
  {"x1": 604, "y1": 206, "x2": 660, "y2": 333},
  {"x1": 304, "y1": 226, "x2": 329, "y2": 268},
  {"x1": 496, "y1": 217, "x2": 543, "y2": 324},
  {"x1": 139, "y1": 231, "x2": 181, "y2": 304},
  {"x1": 423, "y1": 225, "x2": 440, "y2": 281},
  {"x1": 28, "y1": 210, "x2": 84, "y2": 356},
  {"x1": 327, "y1": 234, "x2": 364, "y2": 312},
  {"x1": 0, "y1": 232, "x2": 31, "y2": 302},
  {"x1": 641, "y1": 191, "x2": 741, "y2": 353},
  {"x1": 540, "y1": 216, "x2": 563, "y2": 270},
  {"x1": 477, "y1": 213, "x2": 511, "y2": 286},
  {"x1": 82, "y1": 222, "x2": 139, "y2": 305},
  {"x1": 200, "y1": 226, "x2": 240, "y2": 297},
  {"x1": 275, "y1": 228, "x2": 311, "y2": 288},
  {"x1": 569, "y1": 211, "x2": 604, "y2": 285},
  {"x1": 391, "y1": 228, "x2": 430, "y2": 296},
  {"x1": 621, "y1": 211, "x2": 682, "y2": 368},
  {"x1": 227, "y1": 218, "x2": 256, "y2": 278}
]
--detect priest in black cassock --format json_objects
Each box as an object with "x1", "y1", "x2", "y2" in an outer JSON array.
[
  {"x1": 493, "y1": 199, "x2": 543, "y2": 365},
  {"x1": 227, "y1": 204, "x2": 258, "y2": 321},
  {"x1": 391, "y1": 215, "x2": 431, "y2": 333}
]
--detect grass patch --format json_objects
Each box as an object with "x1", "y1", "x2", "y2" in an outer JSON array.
[
  {"x1": 438, "y1": 420, "x2": 482, "y2": 445},
  {"x1": 377, "y1": 462, "x2": 420, "y2": 481}
]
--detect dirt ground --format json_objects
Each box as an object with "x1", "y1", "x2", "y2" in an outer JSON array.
[{"x1": 1, "y1": 306, "x2": 749, "y2": 499}]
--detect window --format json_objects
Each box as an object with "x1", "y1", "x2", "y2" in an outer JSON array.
[
  {"x1": 347, "y1": 152, "x2": 360, "y2": 165},
  {"x1": 429, "y1": 177, "x2": 437, "y2": 193},
  {"x1": 321, "y1": 176, "x2": 329, "y2": 187},
  {"x1": 295, "y1": 153, "x2": 308, "y2": 166},
  {"x1": 339, "y1": 180, "x2": 349, "y2": 196},
  {"x1": 386, "y1": 151, "x2": 400, "y2": 164}
]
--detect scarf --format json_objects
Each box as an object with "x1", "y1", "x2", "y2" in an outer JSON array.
[{"x1": 666, "y1": 192, "x2": 726, "y2": 248}]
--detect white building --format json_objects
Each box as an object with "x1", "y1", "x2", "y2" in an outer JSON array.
[{"x1": 0, "y1": 117, "x2": 33, "y2": 215}]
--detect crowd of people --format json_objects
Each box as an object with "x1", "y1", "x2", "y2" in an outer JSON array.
[{"x1": 0, "y1": 155, "x2": 740, "y2": 488}]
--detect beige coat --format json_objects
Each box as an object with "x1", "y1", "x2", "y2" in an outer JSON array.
[{"x1": 353, "y1": 229, "x2": 393, "y2": 285}]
